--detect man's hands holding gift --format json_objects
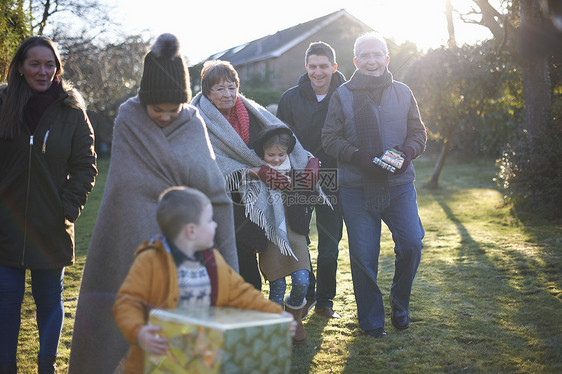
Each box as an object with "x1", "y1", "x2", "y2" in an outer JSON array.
[
  {"x1": 352, "y1": 146, "x2": 415, "y2": 175},
  {"x1": 351, "y1": 149, "x2": 384, "y2": 174},
  {"x1": 394, "y1": 145, "x2": 415, "y2": 175}
]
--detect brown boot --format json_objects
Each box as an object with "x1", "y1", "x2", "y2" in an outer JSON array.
[{"x1": 284, "y1": 296, "x2": 307, "y2": 345}]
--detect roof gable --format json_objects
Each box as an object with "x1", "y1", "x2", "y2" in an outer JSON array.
[{"x1": 202, "y1": 9, "x2": 372, "y2": 66}]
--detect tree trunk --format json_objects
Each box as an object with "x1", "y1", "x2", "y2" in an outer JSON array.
[
  {"x1": 425, "y1": 138, "x2": 450, "y2": 189},
  {"x1": 520, "y1": 60, "x2": 551, "y2": 144},
  {"x1": 519, "y1": 0, "x2": 553, "y2": 206},
  {"x1": 519, "y1": 0, "x2": 552, "y2": 150},
  {"x1": 445, "y1": 0, "x2": 457, "y2": 48},
  {"x1": 424, "y1": 0, "x2": 457, "y2": 190},
  {"x1": 466, "y1": 0, "x2": 554, "y2": 211}
]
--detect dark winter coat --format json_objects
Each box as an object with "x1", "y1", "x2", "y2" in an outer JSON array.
[
  {"x1": 0, "y1": 82, "x2": 97, "y2": 269},
  {"x1": 277, "y1": 70, "x2": 346, "y2": 171}
]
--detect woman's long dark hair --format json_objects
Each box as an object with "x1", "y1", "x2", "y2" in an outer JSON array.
[{"x1": 0, "y1": 36, "x2": 63, "y2": 139}]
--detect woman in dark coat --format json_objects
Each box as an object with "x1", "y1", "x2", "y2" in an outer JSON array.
[{"x1": 0, "y1": 36, "x2": 97, "y2": 374}]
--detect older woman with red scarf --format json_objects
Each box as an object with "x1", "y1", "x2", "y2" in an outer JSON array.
[{"x1": 192, "y1": 60, "x2": 321, "y2": 344}]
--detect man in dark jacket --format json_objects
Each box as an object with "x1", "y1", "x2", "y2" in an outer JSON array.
[
  {"x1": 322, "y1": 33, "x2": 427, "y2": 338},
  {"x1": 277, "y1": 41, "x2": 345, "y2": 319}
]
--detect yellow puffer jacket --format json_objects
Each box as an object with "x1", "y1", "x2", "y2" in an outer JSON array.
[{"x1": 113, "y1": 237, "x2": 282, "y2": 373}]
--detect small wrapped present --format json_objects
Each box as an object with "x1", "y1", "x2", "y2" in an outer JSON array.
[
  {"x1": 380, "y1": 149, "x2": 405, "y2": 169},
  {"x1": 372, "y1": 148, "x2": 405, "y2": 173},
  {"x1": 372, "y1": 156, "x2": 396, "y2": 173},
  {"x1": 146, "y1": 307, "x2": 292, "y2": 374}
]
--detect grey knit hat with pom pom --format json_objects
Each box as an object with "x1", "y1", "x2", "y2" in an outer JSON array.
[{"x1": 139, "y1": 33, "x2": 190, "y2": 104}]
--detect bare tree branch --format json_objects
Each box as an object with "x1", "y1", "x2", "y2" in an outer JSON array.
[
  {"x1": 31, "y1": 0, "x2": 113, "y2": 37},
  {"x1": 474, "y1": 0, "x2": 518, "y2": 51}
]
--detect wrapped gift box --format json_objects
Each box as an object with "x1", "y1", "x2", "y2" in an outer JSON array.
[
  {"x1": 372, "y1": 156, "x2": 396, "y2": 173},
  {"x1": 372, "y1": 149, "x2": 405, "y2": 174},
  {"x1": 146, "y1": 306, "x2": 293, "y2": 374},
  {"x1": 380, "y1": 148, "x2": 405, "y2": 169}
]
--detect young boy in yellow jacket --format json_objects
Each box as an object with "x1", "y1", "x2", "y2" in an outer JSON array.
[{"x1": 113, "y1": 186, "x2": 295, "y2": 373}]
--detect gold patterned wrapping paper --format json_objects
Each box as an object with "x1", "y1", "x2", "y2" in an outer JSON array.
[{"x1": 146, "y1": 307, "x2": 292, "y2": 374}]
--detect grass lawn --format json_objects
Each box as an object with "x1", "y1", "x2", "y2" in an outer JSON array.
[{"x1": 16, "y1": 155, "x2": 562, "y2": 373}]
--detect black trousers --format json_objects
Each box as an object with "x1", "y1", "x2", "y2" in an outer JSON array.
[
  {"x1": 237, "y1": 251, "x2": 262, "y2": 290},
  {"x1": 306, "y1": 197, "x2": 344, "y2": 308}
]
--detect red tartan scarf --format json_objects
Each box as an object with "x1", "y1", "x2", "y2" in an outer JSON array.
[{"x1": 227, "y1": 97, "x2": 250, "y2": 145}]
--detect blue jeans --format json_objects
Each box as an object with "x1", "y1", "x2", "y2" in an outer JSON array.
[
  {"x1": 0, "y1": 266, "x2": 65, "y2": 365},
  {"x1": 340, "y1": 183, "x2": 424, "y2": 332},
  {"x1": 305, "y1": 197, "x2": 343, "y2": 308},
  {"x1": 269, "y1": 269, "x2": 309, "y2": 307}
]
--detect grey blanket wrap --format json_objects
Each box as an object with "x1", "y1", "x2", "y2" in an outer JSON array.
[
  {"x1": 192, "y1": 93, "x2": 313, "y2": 259},
  {"x1": 69, "y1": 96, "x2": 236, "y2": 374}
]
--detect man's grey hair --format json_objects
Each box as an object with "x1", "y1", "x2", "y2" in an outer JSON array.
[{"x1": 354, "y1": 32, "x2": 388, "y2": 57}]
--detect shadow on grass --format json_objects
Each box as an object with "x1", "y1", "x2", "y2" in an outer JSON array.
[
  {"x1": 427, "y1": 193, "x2": 561, "y2": 371},
  {"x1": 332, "y1": 187, "x2": 561, "y2": 373},
  {"x1": 290, "y1": 315, "x2": 330, "y2": 373},
  {"x1": 507, "y1": 208, "x2": 562, "y2": 302}
]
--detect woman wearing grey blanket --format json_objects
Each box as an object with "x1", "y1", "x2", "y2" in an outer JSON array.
[
  {"x1": 69, "y1": 34, "x2": 237, "y2": 374},
  {"x1": 192, "y1": 60, "x2": 323, "y2": 344}
]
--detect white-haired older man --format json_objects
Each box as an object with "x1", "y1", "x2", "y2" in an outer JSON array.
[{"x1": 322, "y1": 32, "x2": 427, "y2": 338}]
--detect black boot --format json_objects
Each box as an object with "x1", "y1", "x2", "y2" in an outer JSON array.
[
  {"x1": 37, "y1": 356, "x2": 56, "y2": 374},
  {"x1": 0, "y1": 363, "x2": 17, "y2": 374}
]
